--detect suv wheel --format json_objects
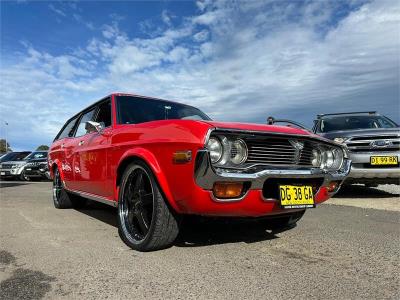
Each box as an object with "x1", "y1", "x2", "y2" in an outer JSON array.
[
  {"x1": 53, "y1": 167, "x2": 87, "y2": 209},
  {"x1": 117, "y1": 161, "x2": 179, "y2": 251}
]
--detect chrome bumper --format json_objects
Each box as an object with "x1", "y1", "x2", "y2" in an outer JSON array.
[
  {"x1": 194, "y1": 149, "x2": 352, "y2": 189},
  {"x1": 347, "y1": 151, "x2": 400, "y2": 179}
]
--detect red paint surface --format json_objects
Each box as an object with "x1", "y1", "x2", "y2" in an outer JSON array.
[{"x1": 49, "y1": 93, "x2": 333, "y2": 217}]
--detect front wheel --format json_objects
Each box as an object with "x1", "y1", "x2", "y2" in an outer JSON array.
[{"x1": 117, "y1": 161, "x2": 179, "y2": 251}]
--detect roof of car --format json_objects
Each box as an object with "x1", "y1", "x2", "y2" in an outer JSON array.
[{"x1": 317, "y1": 111, "x2": 378, "y2": 119}]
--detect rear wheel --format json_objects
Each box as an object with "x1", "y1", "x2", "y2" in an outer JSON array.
[
  {"x1": 53, "y1": 167, "x2": 87, "y2": 209},
  {"x1": 117, "y1": 161, "x2": 179, "y2": 251}
]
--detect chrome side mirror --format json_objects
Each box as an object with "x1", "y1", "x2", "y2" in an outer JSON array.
[{"x1": 85, "y1": 121, "x2": 104, "y2": 134}]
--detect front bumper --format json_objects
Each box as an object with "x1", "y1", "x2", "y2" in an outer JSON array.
[
  {"x1": 0, "y1": 168, "x2": 23, "y2": 178},
  {"x1": 190, "y1": 150, "x2": 351, "y2": 215},
  {"x1": 346, "y1": 152, "x2": 400, "y2": 184},
  {"x1": 24, "y1": 167, "x2": 50, "y2": 179}
]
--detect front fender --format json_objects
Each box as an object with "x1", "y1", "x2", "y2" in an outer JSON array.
[{"x1": 116, "y1": 147, "x2": 178, "y2": 212}]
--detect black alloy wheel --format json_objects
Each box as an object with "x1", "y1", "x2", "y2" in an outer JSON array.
[
  {"x1": 53, "y1": 168, "x2": 63, "y2": 207},
  {"x1": 52, "y1": 167, "x2": 86, "y2": 209},
  {"x1": 120, "y1": 166, "x2": 154, "y2": 241},
  {"x1": 118, "y1": 161, "x2": 179, "y2": 251}
]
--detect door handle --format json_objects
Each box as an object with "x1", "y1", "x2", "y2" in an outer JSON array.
[
  {"x1": 78, "y1": 140, "x2": 85, "y2": 146},
  {"x1": 61, "y1": 143, "x2": 65, "y2": 149}
]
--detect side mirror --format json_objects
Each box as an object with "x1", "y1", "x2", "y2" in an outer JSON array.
[{"x1": 85, "y1": 121, "x2": 104, "y2": 134}]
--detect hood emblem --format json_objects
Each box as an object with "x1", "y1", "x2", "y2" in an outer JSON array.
[
  {"x1": 289, "y1": 140, "x2": 304, "y2": 164},
  {"x1": 371, "y1": 140, "x2": 392, "y2": 148}
]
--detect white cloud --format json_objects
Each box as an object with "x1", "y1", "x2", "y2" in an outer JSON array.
[
  {"x1": 1, "y1": 0, "x2": 399, "y2": 150},
  {"x1": 48, "y1": 4, "x2": 66, "y2": 17}
]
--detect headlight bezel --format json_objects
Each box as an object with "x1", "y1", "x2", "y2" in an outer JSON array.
[
  {"x1": 206, "y1": 134, "x2": 248, "y2": 167},
  {"x1": 318, "y1": 145, "x2": 345, "y2": 171}
]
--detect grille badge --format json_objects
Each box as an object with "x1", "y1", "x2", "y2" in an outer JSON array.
[
  {"x1": 370, "y1": 140, "x2": 393, "y2": 148},
  {"x1": 289, "y1": 140, "x2": 304, "y2": 164}
]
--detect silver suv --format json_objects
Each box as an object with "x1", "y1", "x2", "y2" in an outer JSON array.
[
  {"x1": 313, "y1": 112, "x2": 399, "y2": 187},
  {"x1": 0, "y1": 151, "x2": 48, "y2": 180}
]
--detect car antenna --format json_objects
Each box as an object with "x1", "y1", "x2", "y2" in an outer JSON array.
[{"x1": 164, "y1": 106, "x2": 171, "y2": 120}]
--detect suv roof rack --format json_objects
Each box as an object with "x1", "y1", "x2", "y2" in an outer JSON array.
[{"x1": 317, "y1": 111, "x2": 377, "y2": 118}]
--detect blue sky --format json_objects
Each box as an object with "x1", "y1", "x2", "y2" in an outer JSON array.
[{"x1": 0, "y1": 0, "x2": 399, "y2": 150}]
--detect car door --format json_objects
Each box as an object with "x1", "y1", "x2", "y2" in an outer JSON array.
[
  {"x1": 68, "y1": 107, "x2": 97, "y2": 192},
  {"x1": 50, "y1": 115, "x2": 80, "y2": 188},
  {"x1": 73, "y1": 99, "x2": 113, "y2": 198}
]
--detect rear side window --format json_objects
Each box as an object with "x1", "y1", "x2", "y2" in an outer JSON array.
[
  {"x1": 75, "y1": 109, "x2": 96, "y2": 137},
  {"x1": 57, "y1": 116, "x2": 79, "y2": 140},
  {"x1": 94, "y1": 99, "x2": 112, "y2": 127}
]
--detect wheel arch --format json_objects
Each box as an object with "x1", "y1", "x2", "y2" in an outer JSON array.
[
  {"x1": 115, "y1": 148, "x2": 178, "y2": 212},
  {"x1": 50, "y1": 160, "x2": 63, "y2": 181}
]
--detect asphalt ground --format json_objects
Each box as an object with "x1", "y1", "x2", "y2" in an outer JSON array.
[{"x1": 0, "y1": 181, "x2": 399, "y2": 299}]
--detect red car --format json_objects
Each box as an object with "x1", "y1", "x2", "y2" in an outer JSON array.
[{"x1": 49, "y1": 93, "x2": 350, "y2": 251}]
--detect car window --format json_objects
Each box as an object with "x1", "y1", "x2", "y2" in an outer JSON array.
[
  {"x1": 24, "y1": 152, "x2": 47, "y2": 160},
  {"x1": 75, "y1": 109, "x2": 96, "y2": 137},
  {"x1": 57, "y1": 116, "x2": 79, "y2": 140},
  {"x1": 94, "y1": 99, "x2": 112, "y2": 128},
  {"x1": 15, "y1": 152, "x2": 31, "y2": 160},
  {"x1": 116, "y1": 96, "x2": 211, "y2": 124},
  {"x1": 319, "y1": 115, "x2": 398, "y2": 132}
]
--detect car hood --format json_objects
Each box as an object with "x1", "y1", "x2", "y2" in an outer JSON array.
[
  {"x1": 200, "y1": 120, "x2": 312, "y2": 136},
  {"x1": 27, "y1": 159, "x2": 47, "y2": 163},
  {"x1": 319, "y1": 127, "x2": 400, "y2": 140}
]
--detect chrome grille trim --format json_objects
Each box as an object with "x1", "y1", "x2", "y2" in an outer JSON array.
[
  {"x1": 245, "y1": 138, "x2": 314, "y2": 166},
  {"x1": 345, "y1": 135, "x2": 400, "y2": 153}
]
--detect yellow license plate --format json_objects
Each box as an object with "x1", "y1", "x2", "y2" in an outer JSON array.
[
  {"x1": 370, "y1": 156, "x2": 398, "y2": 165},
  {"x1": 279, "y1": 185, "x2": 315, "y2": 209}
]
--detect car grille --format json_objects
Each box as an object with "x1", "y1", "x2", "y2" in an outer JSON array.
[
  {"x1": 345, "y1": 135, "x2": 400, "y2": 153},
  {"x1": 0, "y1": 164, "x2": 13, "y2": 169},
  {"x1": 27, "y1": 162, "x2": 46, "y2": 167},
  {"x1": 245, "y1": 138, "x2": 314, "y2": 166}
]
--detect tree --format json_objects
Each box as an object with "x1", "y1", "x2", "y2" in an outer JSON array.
[
  {"x1": 36, "y1": 145, "x2": 49, "y2": 151},
  {"x1": 0, "y1": 139, "x2": 11, "y2": 153}
]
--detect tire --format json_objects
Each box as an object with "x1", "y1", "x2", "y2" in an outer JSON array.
[
  {"x1": 53, "y1": 167, "x2": 87, "y2": 209},
  {"x1": 19, "y1": 171, "x2": 30, "y2": 181},
  {"x1": 117, "y1": 161, "x2": 179, "y2": 251}
]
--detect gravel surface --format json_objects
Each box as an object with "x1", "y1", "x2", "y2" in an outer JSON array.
[{"x1": 0, "y1": 181, "x2": 399, "y2": 299}]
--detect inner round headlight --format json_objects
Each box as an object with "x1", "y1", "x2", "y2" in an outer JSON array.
[
  {"x1": 230, "y1": 139, "x2": 248, "y2": 164},
  {"x1": 325, "y1": 150, "x2": 334, "y2": 168},
  {"x1": 207, "y1": 137, "x2": 223, "y2": 163},
  {"x1": 311, "y1": 149, "x2": 321, "y2": 167}
]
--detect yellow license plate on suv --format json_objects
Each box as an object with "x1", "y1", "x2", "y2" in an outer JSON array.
[
  {"x1": 370, "y1": 156, "x2": 398, "y2": 166},
  {"x1": 279, "y1": 185, "x2": 315, "y2": 209}
]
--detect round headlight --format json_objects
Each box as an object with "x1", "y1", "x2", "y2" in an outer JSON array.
[
  {"x1": 332, "y1": 148, "x2": 344, "y2": 169},
  {"x1": 230, "y1": 139, "x2": 248, "y2": 164},
  {"x1": 207, "y1": 137, "x2": 223, "y2": 163},
  {"x1": 311, "y1": 149, "x2": 321, "y2": 167},
  {"x1": 325, "y1": 150, "x2": 334, "y2": 168}
]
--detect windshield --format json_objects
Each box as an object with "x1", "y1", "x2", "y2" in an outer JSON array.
[
  {"x1": 24, "y1": 152, "x2": 47, "y2": 160},
  {"x1": 116, "y1": 96, "x2": 211, "y2": 124},
  {"x1": 319, "y1": 115, "x2": 398, "y2": 132},
  {"x1": 0, "y1": 152, "x2": 30, "y2": 162}
]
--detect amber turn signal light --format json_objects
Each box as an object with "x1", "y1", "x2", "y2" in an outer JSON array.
[
  {"x1": 213, "y1": 182, "x2": 244, "y2": 199},
  {"x1": 173, "y1": 150, "x2": 192, "y2": 164}
]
